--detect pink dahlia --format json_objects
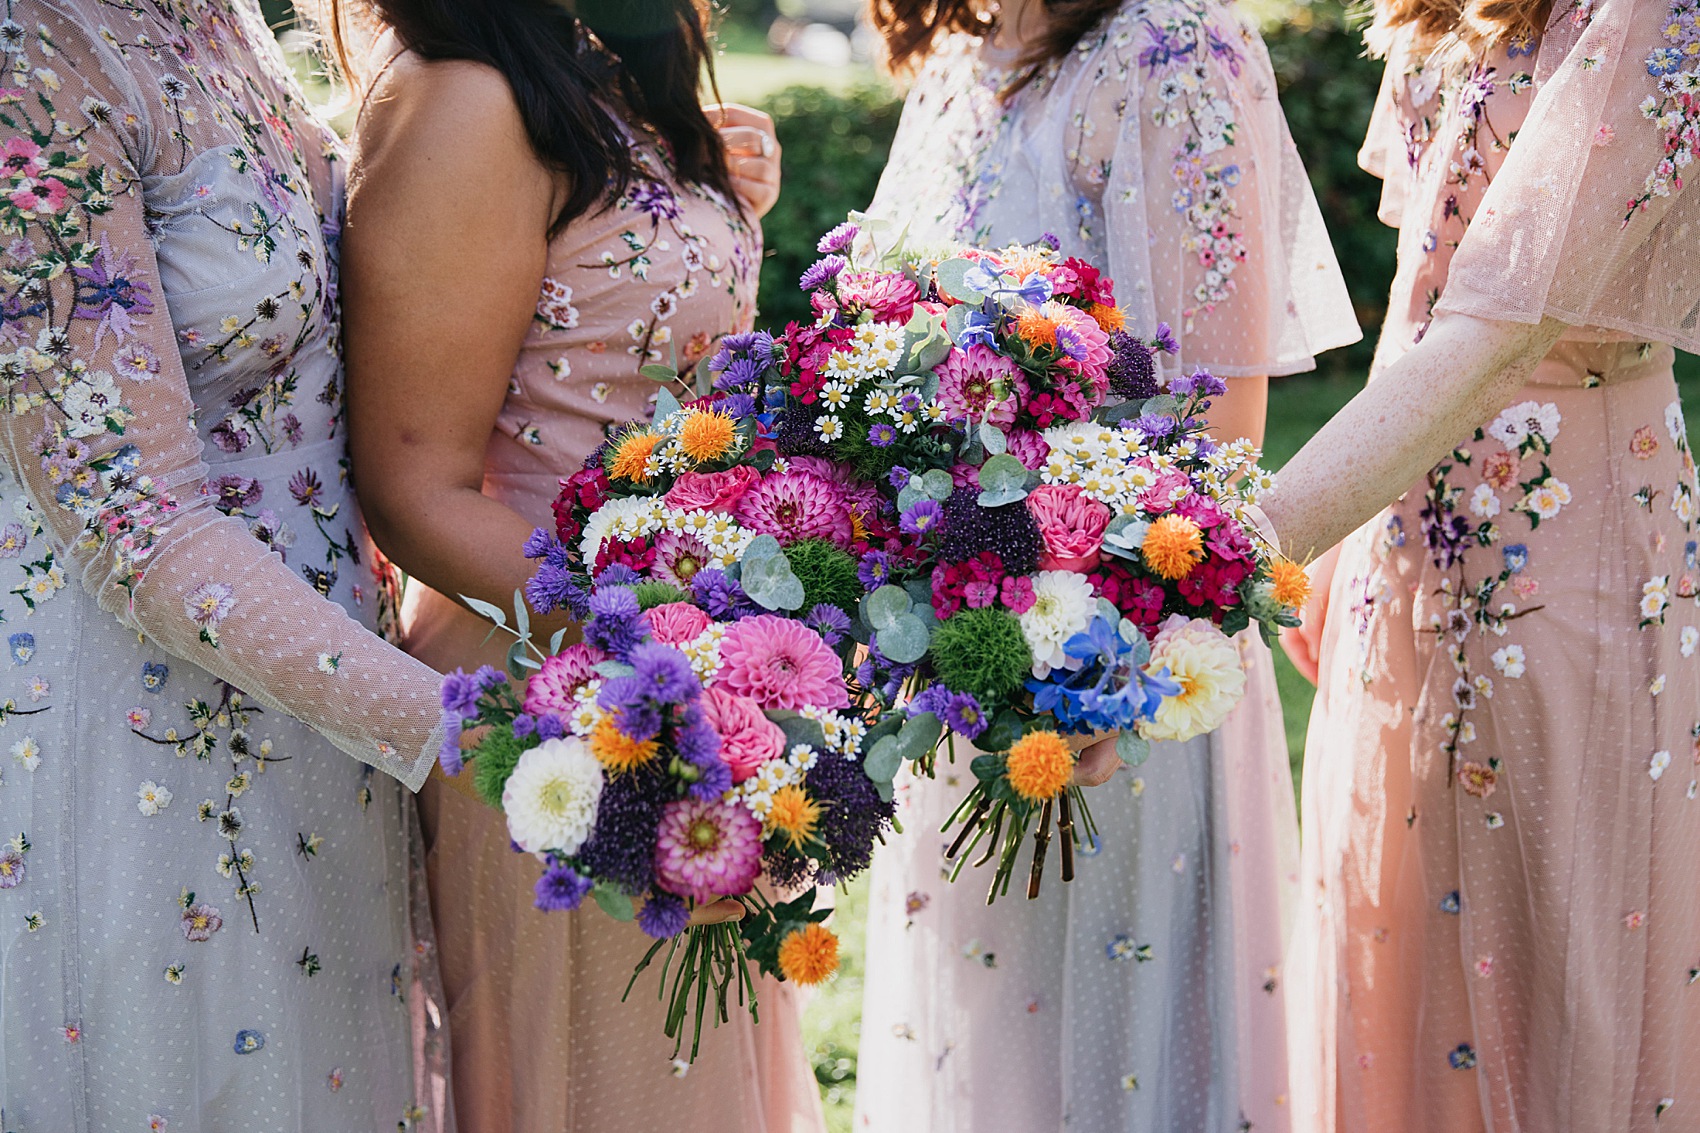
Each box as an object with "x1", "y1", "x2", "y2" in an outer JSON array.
[
  {"x1": 523, "y1": 643, "x2": 607, "y2": 716},
  {"x1": 651, "y1": 530, "x2": 714, "y2": 588},
  {"x1": 1005, "y1": 429, "x2": 1051, "y2": 470},
  {"x1": 1026, "y1": 484, "x2": 1113, "y2": 572},
  {"x1": 784, "y1": 456, "x2": 882, "y2": 523},
  {"x1": 653, "y1": 797, "x2": 764, "y2": 903},
  {"x1": 837, "y1": 270, "x2": 919, "y2": 323},
  {"x1": 734, "y1": 471, "x2": 853, "y2": 549},
  {"x1": 644, "y1": 602, "x2": 711, "y2": 646},
  {"x1": 717, "y1": 614, "x2": 850, "y2": 711},
  {"x1": 936, "y1": 345, "x2": 1018, "y2": 428},
  {"x1": 666, "y1": 465, "x2": 759, "y2": 514},
  {"x1": 700, "y1": 685, "x2": 786, "y2": 782}
]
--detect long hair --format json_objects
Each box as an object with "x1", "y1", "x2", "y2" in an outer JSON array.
[
  {"x1": 1368, "y1": 0, "x2": 1552, "y2": 56},
  {"x1": 316, "y1": 0, "x2": 734, "y2": 235},
  {"x1": 868, "y1": 0, "x2": 1122, "y2": 92}
]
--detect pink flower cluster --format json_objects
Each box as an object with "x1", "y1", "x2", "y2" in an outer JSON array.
[{"x1": 931, "y1": 552, "x2": 1036, "y2": 618}]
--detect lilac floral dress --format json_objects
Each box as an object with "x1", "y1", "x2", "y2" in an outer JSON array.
[
  {"x1": 0, "y1": 2, "x2": 448, "y2": 1130},
  {"x1": 854, "y1": 1, "x2": 1359, "y2": 1129},
  {"x1": 1289, "y1": 0, "x2": 1700, "y2": 1128}
]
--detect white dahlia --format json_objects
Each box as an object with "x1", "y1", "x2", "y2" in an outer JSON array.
[
  {"x1": 502, "y1": 737, "x2": 605, "y2": 856},
  {"x1": 1139, "y1": 616, "x2": 1247, "y2": 743},
  {"x1": 1020, "y1": 570, "x2": 1098, "y2": 678}
]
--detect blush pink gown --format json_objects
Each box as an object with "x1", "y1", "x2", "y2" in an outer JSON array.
[
  {"x1": 399, "y1": 131, "x2": 825, "y2": 1132},
  {"x1": 1288, "y1": 1, "x2": 1700, "y2": 1130}
]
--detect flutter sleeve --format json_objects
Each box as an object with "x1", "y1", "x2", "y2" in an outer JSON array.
[
  {"x1": 0, "y1": 6, "x2": 442, "y2": 787},
  {"x1": 1435, "y1": 0, "x2": 1700, "y2": 348},
  {"x1": 1358, "y1": 28, "x2": 1426, "y2": 226},
  {"x1": 1091, "y1": 0, "x2": 1361, "y2": 377}
]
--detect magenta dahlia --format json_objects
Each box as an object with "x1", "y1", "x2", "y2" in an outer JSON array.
[
  {"x1": 523, "y1": 643, "x2": 606, "y2": 716},
  {"x1": 936, "y1": 344, "x2": 1018, "y2": 428},
  {"x1": 653, "y1": 797, "x2": 764, "y2": 903},
  {"x1": 837, "y1": 270, "x2": 919, "y2": 323},
  {"x1": 717, "y1": 613, "x2": 850, "y2": 711},
  {"x1": 733, "y1": 471, "x2": 853, "y2": 549}
]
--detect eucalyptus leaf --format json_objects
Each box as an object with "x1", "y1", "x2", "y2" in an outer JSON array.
[
  {"x1": 512, "y1": 588, "x2": 530, "y2": 642},
  {"x1": 741, "y1": 549, "x2": 806, "y2": 611},
  {"x1": 1095, "y1": 399, "x2": 1145, "y2": 426},
  {"x1": 753, "y1": 448, "x2": 777, "y2": 472},
  {"x1": 777, "y1": 715, "x2": 827, "y2": 753},
  {"x1": 549, "y1": 627, "x2": 569, "y2": 655},
  {"x1": 506, "y1": 638, "x2": 535, "y2": 679},
  {"x1": 919, "y1": 371, "x2": 940, "y2": 402},
  {"x1": 913, "y1": 327, "x2": 952, "y2": 372},
  {"x1": 920, "y1": 468, "x2": 956, "y2": 501},
  {"x1": 1144, "y1": 393, "x2": 1180, "y2": 418},
  {"x1": 593, "y1": 660, "x2": 635, "y2": 679},
  {"x1": 863, "y1": 735, "x2": 903, "y2": 785},
  {"x1": 934, "y1": 257, "x2": 986, "y2": 302},
  {"x1": 652, "y1": 386, "x2": 683, "y2": 423},
  {"x1": 944, "y1": 302, "x2": 972, "y2": 345},
  {"x1": 866, "y1": 584, "x2": 914, "y2": 631},
  {"x1": 640, "y1": 363, "x2": 680, "y2": 385},
  {"x1": 976, "y1": 453, "x2": 1031, "y2": 508},
  {"x1": 694, "y1": 355, "x2": 714, "y2": 397},
  {"x1": 1096, "y1": 597, "x2": 1121, "y2": 626},
  {"x1": 897, "y1": 711, "x2": 944, "y2": 760},
  {"x1": 877, "y1": 614, "x2": 931, "y2": 664},
  {"x1": 896, "y1": 482, "x2": 926, "y2": 513},
  {"x1": 1117, "y1": 731, "x2": 1151, "y2": 767},
  {"x1": 460, "y1": 595, "x2": 509, "y2": 628},
  {"x1": 592, "y1": 883, "x2": 636, "y2": 922},
  {"x1": 900, "y1": 579, "x2": 935, "y2": 610},
  {"x1": 979, "y1": 421, "x2": 1008, "y2": 456}
]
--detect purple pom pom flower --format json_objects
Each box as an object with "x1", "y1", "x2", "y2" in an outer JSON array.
[
  {"x1": 638, "y1": 892, "x2": 691, "y2": 939},
  {"x1": 534, "y1": 864, "x2": 593, "y2": 912}
]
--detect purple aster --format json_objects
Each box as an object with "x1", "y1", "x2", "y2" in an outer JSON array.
[
  {"x1": 437, "y1": 715, "x2": 464, "y2": 777},
  {"x1": 1134, "y1": 412, "x2": 1177, "y2": 439},
  {"x1": 511, "y1": 713, "x2": 536, "y2": 738},
  {"x1": 693, "y1": 568, "x2": 753, "y2": 620},
  {"x1": 1153, "y1": 322, "x2": 1179, "y2": 354},
  {"x1": 440, "y1": 669, "x2": 480, "y2": 719},
  {"x1": 1038, "y1": 231, "x2": 1062, "y2": 250},
  {"x1": 868, "y1": 422, "x2": 897, "y2": 447},
  {"x1": 720, "y1": 392, "x2": 756, "y2": 418},
  {"x1": 627, "y1": 641, "x2": 701, "y2": 705},
  {"x1": 944, "y1": 692, "x2": 989, "y2": 740},
  {"x1": 858, "y1": 550, "x2": 892, "y2": 591},
  {"x1": 938, "y1": 487, "x2": 1042, "y2": 572},
  {"x1": 526, "y1": 561, "x2": 588, "y2": 618},
  {"x1": 858, "y1": 640, "x2": 919, "y2": 701},
  {"x1": 907, "y1": 684, "x2": 953, "y2": 718},
  {"x1": 898, "y1": 391, "x2": 923, "y2": 414},
  {"x1": 473, "y1": 665, "x2": 507, "y2": 692},
  {"x1": 901, "y1": 499, "x2": 944, "y2": 536},
  {"x1": 536, "y1": 713, "x2": 565, "y2": 740},
  {"x1": 888, "y1": 466, "x2": 912, "y2": 491},
  {"x1": 799, "y1": 255, "x2": 847, "y2": 292},
  {"x1": 748, "y1": 331, "x2": 775, "y2": 366},
  {"x1": 1196, "y1": 370, "x2": 1228, "y2": 398},
  {"x1": 805, "y1": 603, "x2": 852, "y2": 647},
  {"x1": 577, "y1": 767, "x2": 667, "y2": 893},
  {"x1": 534, "y1": 864, "x2": 593, "y2": 912},
  {"x1": 817, "y1": 222, "x2": 860, "y2": 254},
  {"x1": 1169, "y1": 372, "x2": 1198, "y2": 398},
  {"x1": 638, "y1": 891, "x2": 691, "y2": 939},
  {"x1": 585, "y1": 587, "x2": 644, "y2": 659},
  {"x1": 595, "y1": 564, "x2": 642, "y2": 588},
  {"x1": 522, "y1": 527, "x2": 554, "y2": 560},
  {"x1": 716, "y1": 355, "x2": 764, "y2": 391},
  {"x1": 1054, "y1": 323, "x2": 1087, "y2": 361}
]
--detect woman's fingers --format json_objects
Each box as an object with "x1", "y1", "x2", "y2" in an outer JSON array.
[
  {"x1": 719, "y1": 124, "x2": 777, "y2": 158},
  {"x1": 1070, "y1": 733, "x2": 1123, "y2": 787},
  {"x1": 686, "y1": 898, "x2": 746, "y2": 927}
]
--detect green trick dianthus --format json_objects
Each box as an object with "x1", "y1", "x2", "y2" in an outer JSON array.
[
  {"x1": 631, "y1": 580, "x2": 689, "y2": 610},
  {"x1": 928, "y1": 606, "x2": 1032, "y2": 705},
  {"x1": 784, "y1": 538, "x2": 863, "y2": 618},
  {"x1": 471, "y1": 729, "x2": 534, "y2": 808}
]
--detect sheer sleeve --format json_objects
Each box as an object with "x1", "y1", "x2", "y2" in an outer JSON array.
[
  {"x1": 1435, "y1": 0, "x2": 1700, "y2": 348},
  {"x1": 0, "y1": 7, "x2": 441, "y2": 788},
  {"x1": 1358, "y1": 30, "x2": 1427, "y2": 226},
  {"x1": 1093, "y1": 0, "x2": 1361, "y2": 377}
]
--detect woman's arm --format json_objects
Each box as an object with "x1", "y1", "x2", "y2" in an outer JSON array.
[
  {"x1": 1259, "y1": 313, "x2": 1563, "y2": 561},
  {"x1": 344, "y1": 55, "x2": 567, "y2": 631}
]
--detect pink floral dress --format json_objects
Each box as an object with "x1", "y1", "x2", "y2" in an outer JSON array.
[
  {"x1": 1289, "y1": 0, "x2": 1700, "y2": 1129},
  {"x1": 0, "y1": 1, "x2": 449, "y2": 1130},
  {"x1": 395, "y1": 123, "x2": 822, "y2": 1132}
]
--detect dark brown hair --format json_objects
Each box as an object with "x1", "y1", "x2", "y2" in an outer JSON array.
[
  {"x1": 868, "y1": 0, "x2": 1121, "y2": 91},
  {"x1": 321, "y1": 0, "x2": 734, "y2": 234},
  {"x1": 1368, "y1": 0, "x2": 1552, "y2": 55}
]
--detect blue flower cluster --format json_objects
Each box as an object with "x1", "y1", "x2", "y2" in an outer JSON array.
[{"x1": 1027, "y1": 616, "x2": 1180, "y2": 734}]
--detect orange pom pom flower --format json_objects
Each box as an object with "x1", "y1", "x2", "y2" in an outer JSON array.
[
  {"x1": 607, "y1": 429, "x2": 663, "y2": 483},
  {"x1": 590, "y1": 714, "x2": 660, "y2": 773},
  {"x1": 1270, "y1": 558, "x2": 1312, "y2": 609},
  {"x1": 1142, "y1": 513, "x2": 1205, "y2": 580},
  {"x1": 677, "y1": 409, "x2": 737, "y2": 465},
  {"x1": 1006, "y1": 730, "x2": 1074, "y2": 803},
  {"x1": 778, "y1": 923, "x2": 840, "y2": 985}
]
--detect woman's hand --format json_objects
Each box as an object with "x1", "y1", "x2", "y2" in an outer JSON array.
[
  {"x1": 687, "y1": 899, "x2": 746, "y2": 928},
  {"x1": 1279, "y1": 542, "x2": 1339, "y2": 684},
  {"x1": 1070, "y1": 731, "x2": 1123, "y2": 787},
  {"x1": 706, "y1": 103, "x2": 781, "y2": 218}
]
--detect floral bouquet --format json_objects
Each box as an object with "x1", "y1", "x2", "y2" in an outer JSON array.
[
  {"x1": 438, "y1": 392, "x2": 895, "y2": 1058},
  {"x1": 706, "y1": 220, "x2": 1310, "y2": 901}
]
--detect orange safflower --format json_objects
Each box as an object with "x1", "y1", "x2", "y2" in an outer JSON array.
[
  {"x1": 1015, "y1": 307, "x2": 1060, "y2": 349},
  {"x1": 1270, "y1": 558, "x2": 1312, "y2": 609},
  {"x1": 767, "y1": 784, "x2": 822, "y2": 851},
  {"x1": 607, "y1": 429, "x2": 663, "y2": 482},
  {"x1": 1088, "y1": 303, "x2": 1126, "y2": 333},
  {"x1": 1142, "y1": 513, "x2": 1205, "y2": 580},
  {"x1": 677, "y1": 409, "x2": 737, "y2": 464},
  {"x1": 778, "y1": 923, "x2": 840, "y2": 985},
  {"x1": 591, "y1": 714, "x2": 660, "y2": 772},
  {"x1": 1006, "y1": 730, "x2": 1074, "y2": 803}
]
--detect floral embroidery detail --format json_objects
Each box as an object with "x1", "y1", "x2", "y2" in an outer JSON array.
[
  {"x1": 141, "y1": 660, "x2": 169, "y2": 692},
  {"x1": 23, "y1": 910, "x2": 44, "y2": 931},
  {"x1": 1627, "y1": 0, "x2": 1700, "y2": 219},
  {"x1": 535, "y1": 277, "x2": 580, "y2": 330},
  {"x1": 328, "y1": 1068, "x2": 344, "y2": 1092},
  {"x1": 1458, "y1": 760, "x2": 1499, "y2": 797},
  {"x1": 10, "y1": 735, "x2": 40, "y2": 770},
  {"x1": 164, "y1": 963, "x2": 185, "y2": 985},
  {"x1": 0, "y1": 838, "x2": 27, "y2": 889},
  {"x1": 1440, "y1": 890, "x2": 1462, "y2": 914},
  {"x1": 180, "y1": 898, "x2": 223, "y2": 942},
  {"x1": 232, "y1": 1028, "x2": 265, "y2": 1054},
  {"x1": 136, "y1": 779, "x2": 172, "y2": 815},
  {"x1": 184, "y1": 581, "x2": 236, "y2": 646},
  {"x1": 1625, "y1": 910, "x2": 1648, "y2": 930},
  {"x1": 1651, "y1": 749, "x2": 1673, "y2": 780},
  {"x1": 1633, "y1": 425, "x2": 1662, "y2": 459},
  {"x1": 1449, "y1": 1043, "x2": 1478, "y2": 1069},
  {"x1": 7, "y1": 633, "x2": 32, "y2": 665}
]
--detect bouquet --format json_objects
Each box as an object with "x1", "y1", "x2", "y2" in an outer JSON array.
[
  {"x1": 438, "y1": 389, "x2": 895, "y2": 1059},
  {"x1": 707, "y1": 219, "x2": 1310, "y2": 901}
]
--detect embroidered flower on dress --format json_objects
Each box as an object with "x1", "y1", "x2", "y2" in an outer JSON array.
[
  {"x1": 137, "y1": 780, "x2": 172, "y2": 816},
  {"x1": 181, "y1": 903, "x2": 223, "y2": 941},
  {"x1": 1448, "y1": 1043, "x2": 1477, "y2": 1070}
]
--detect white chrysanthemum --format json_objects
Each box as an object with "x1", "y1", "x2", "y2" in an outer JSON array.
[
  {"x1": 502, "y1": 737, "x2": 605, "y2": 856},
  {"x1": 578, "y1": 495, "x2": 664, "y2": 564},
  {"x1": 681, "y1": 623, "x2": 726, "y2": 683},
  {"x1": 1139, "y1": 618, "x2": 1247, "y2": 742},
  {"x1": 1020, "y1": 570, "x2": 1099, "y2": 678},
  {"x1": 567, "y1": 683, "x2": 604, "y2": 738}
]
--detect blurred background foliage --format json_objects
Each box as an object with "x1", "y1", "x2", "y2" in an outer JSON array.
[{"x1": 268, "y1": 2, "x2": 1693, "y2": 1128}]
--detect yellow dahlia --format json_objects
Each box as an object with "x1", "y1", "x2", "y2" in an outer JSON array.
[
  {"x1": 1006, "y1": 730, "x2": 1074, "y2": 803},
  {"x1": 1142, "y1": 513, "x2": 1205, "y2": 580},
  {"x1": 1141, "y1": 620, "x2": 1247, "y2": 742},
  {"x1": 778, "y1": 923, "x2": 840, "y2": 985}
]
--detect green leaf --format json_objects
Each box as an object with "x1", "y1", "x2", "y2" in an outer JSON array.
[
  {"x1": 934, "y1": 257, "x2": 986, "y2": 302},
  {"x1": 776, "y1": 714, "x2": 827, "y2": 753},
  {"x1": 694, "y1": 355, "x2": 715, "y2": 397},
  {"x1": 979, "y1": 421, "x2": 1008, "y2": 456},
  {"x1": 506, "y1": 638, "x2": 536, "y2": 679},
  {"x1": 864, "y1": 735, "x2": 903, "y2": 785},
  {"x1": 877, "y1": 614, "x2": 931, "y2": 663},
  {"x1": 548, "y1": 627, "x2": 569, "y2": 655},
  {"x1": 1144, "y1": 393, "x2": 1180, "y2": 418},
  {"x1": 920, "y1": 468, "x2": 956, "y2": 501},
  {"x1": 1117, "y1": 731, "x2": 1151, "y2": 767},
  {"x1": 976, "y1": 453, "x2": 1031, "y2": 507},
  {"x1": 897, "y1": 711, "x2": 944, "y2": 761},
  {"x1": 896, "y1": 481, "x2": 926, "y2": 512},
  {"x1": 1095, "y1": 399, "x2": 1145, "y2": 425},
  {"x1": 652, "y1": 386, "x2": 683, "y2": 423},
  {"x1": 970, "y1": 753, "x2": 1005, "y2": 783},
  {"x1": 977, "y1": 710, "x2": 1024, "y2": 753},
  {"x1": 593, "y1": 660, "x2": 635, "y2": 679},
  {"x1": 641, "y1": 363, "x2": 680, "y2": 384},
  {"x1": 460, "y1": 595, "x2": 509, "y2": 628},
  {"x1": 593, "y1": 883, "x2": 636, "y2": 922},
  {"x1": 512, "y1": 588, "x2": 531, "y2": 643},
  {"x1": 866, "y1": 584, "x2": 914, "y2": 631},
  {"x1": 753, "y1": 447, "x2": 777, "y2": 472},
  {"x1": 740, "y1": 534, "x2": 806, "y2": 611}
]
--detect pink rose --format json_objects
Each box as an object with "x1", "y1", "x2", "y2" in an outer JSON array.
[
  {"x1": 644, "y1": 602, "x2": 711, "y2": 645},
  {"x1": 700, "y1": 685, "x2": 786, "y2": 783},
  {"x1": 1026, "y1": 483, "x2": 1112, "y2": 572},
  {"x1": 666, "y1": 465, "x2": 759, "y2": 513}
]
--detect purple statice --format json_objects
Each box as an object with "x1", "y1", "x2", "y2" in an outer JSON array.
[
  {"x1": 943, "y1": 692, "x2": 989, "y2": 740},
  {"x1": 817, "y1": 222, "x2": 860, "y2": 254},
  {"x1": 440, "y1": 669, "x2": 480, "y2": 720},
  {"x1": 858, "y1": 550, "x2": 892, "y2": 591},
  {"x1": 805, "y1": 603, "x2": 852, "y2": 647},
  {"x1": 522, "y1": 527, "x2": 555, "y2": 560},
  {"x1": 638, "y1": 891, "x2": 691, "y2": 939},
  {"x1": 1153, "y1": 322, "x2": 1179, "y2": 354},
  {"x1": 799, "y1": 254, "x2": 848, "y2": 292},
  {"x1": 868, "y1": 422, "x2": 897, "y2": 447},
  {"x1": 1106, "y1": 331, "x2": 1159, "y2": 400},
  {"x1": 693, "y1": 568, "x2": 754, "y2": 620},
  {"x1": 626, "y1": 641, "x2": 701, "y2": 704},
  {"x1": 585, "y1": 586, "x2": 644, "y2": 659},
  {"x1": 534, "y1": 864, "x2": 593, "y2": 912},
  {"x1": 901, "y1": 498, "x2": 944, "y2": 537},
  {"x1": 512, "y1": 713, "x2": 537, "y2": 738},
  {"x1": 473, "y1": 665, "x2": 507, "y2": 693},
  {"x1": 938, "y1": 487, "x2": 1042, "y2": 573},
  {"x1": 536, "y1": 713, "x2": 565, "y2": 740},
  {"x1": 576, "y1": 766, "x2": 667, "y2": 894},
  {"x1": 1133, "y1": 412, "x2": 1177, "y2": 439}
]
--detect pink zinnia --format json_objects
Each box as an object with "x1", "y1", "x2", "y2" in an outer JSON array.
[
  {"x1": 700, "y1": 685, "x2": 786, "y2": 782},
  {"x1": 734, "y1": 471, "x2": 853, "y2": 549},
  {"x1": 651, "y1": 530, "x2": 714, "y2": 588},
  {"x1": 523, "y1": 643, "x2": 606, "y2": 716},
  {"x1": 644, "y1": 602, "x2": 711, "y2": 646},
  {"x1": 837, "y1": 270, "x2": 919, "y2": 323},
  {"x1": 1026, "y1": 484, "x2": 1113, "y2": 572},
  {"x1": 653, "y1": 797, "x2": 764, "y2": 903},
  {"x1": 717, "y1": 614, "x2": 849, "y2": 711},
  {"x1": 936, "y1": 345, "x2": 1018, "y2": 428}
]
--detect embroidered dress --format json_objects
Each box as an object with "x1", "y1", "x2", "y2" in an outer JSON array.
[
  {"x1": 396, "y1": 104, "x2": 822, "y2": 1132},
  {"x1": 853, "y1": 2, "x2": 1359, "y2": 1129},
  {"x1": 0, "y1": 1, "x2": 448, "y2": 1131},
  {"x1": 1288, "y1": 0, "x2": 1700, "y2": 1129}
]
